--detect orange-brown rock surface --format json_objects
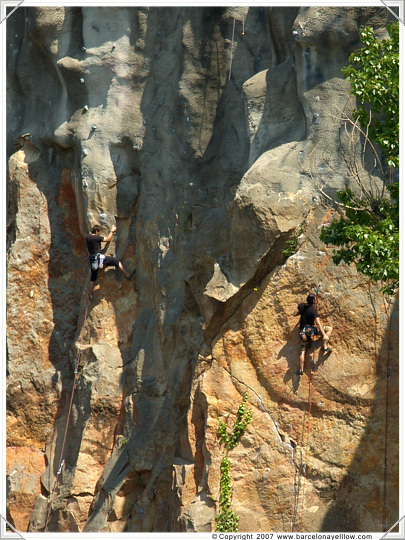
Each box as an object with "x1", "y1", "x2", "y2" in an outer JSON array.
[
  {"x1": 6, "y1": 6, "x2": 398, "y2": 534},
  {"x1": 188, "y1": 204, "x2": 398, "y2": 532}
]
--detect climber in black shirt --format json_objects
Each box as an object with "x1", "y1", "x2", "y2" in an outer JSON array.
[
  {"x1": 86, "y1": 224, "x2": 130, "y2": 299},
  {"x1": 293, "y1": 292, "x2": 333, "y2": 375}
]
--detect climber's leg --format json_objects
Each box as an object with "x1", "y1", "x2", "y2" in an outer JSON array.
[
  {"x1": 118, "y1": 260, "x2": 130, "y2": 279},
  {"x1": 104, "y1": 256, "x2": 131, "y2": 279},
  {"x1": 89, "y1": 268, "x2": 98, "y2": 299},
  {"x1": 322, "y1": 325, "x2": 333, "y2": 352}
]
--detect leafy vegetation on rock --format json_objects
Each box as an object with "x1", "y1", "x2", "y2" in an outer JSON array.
[
  {"x1": 320, "y1": 23, "x2": 399, "y2": 295},
  {"x1": 283, "y1": 225, "x2": 304, "y2": 259},
  {"x1": 216, "y1": 393, "x2": 252, "y2": 532},
  {"x1": 342, "y1": 24, "x2": 399, "y2": 169}
]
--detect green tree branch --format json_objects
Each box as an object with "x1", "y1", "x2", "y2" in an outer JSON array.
[{"x1": 320, "y1": 23, "x2": 399, "y2": 296}]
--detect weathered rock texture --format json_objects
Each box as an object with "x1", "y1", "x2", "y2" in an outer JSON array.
[{"x1": 6, "y1": 6, "x2": 398, "y2": 533}]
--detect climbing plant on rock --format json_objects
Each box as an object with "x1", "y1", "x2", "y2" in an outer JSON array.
[
  {"x1": 216, "y1": 392, "x2": 252, "y2": 532},
  {"x1": 320, "y1": 23, "x2": 399, "y2": 296},
  {"x1": 283, "y1": 225, "x2": 304, "y2": 259}
]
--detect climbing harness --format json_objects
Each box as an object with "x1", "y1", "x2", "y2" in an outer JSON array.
[
  {"x1": 295, "y1": 283, "x2": 395, "y2": 532},
  {"x1": 90, "y1": 253, "x2": 105, "y2": 270},
  {"x1": 44, "y1": 299, "x2": 90, "y2": 532},
  {"x1": 298, "y1": 284, "x2": 322, "y2": 349},
  {"x1": 299, "y1": 324, "x2": 314, "y2": 342}
]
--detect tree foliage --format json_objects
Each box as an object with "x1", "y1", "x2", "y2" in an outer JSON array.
[
  {"x1": 320, "y1": 184, "x2": 399, "y2": 295},
  {"x1": 320, "y1": 23, "x2": 399, "y2": 295},
  {"x1": 216, "y1": 393, "x2": 252, "y2": 532},
  {"x1": 342, "y1": 23, "x2": 399, "y2": 168}
]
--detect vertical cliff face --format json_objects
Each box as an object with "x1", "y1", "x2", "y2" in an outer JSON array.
[{"x1": 6, "y1": 6, "x2": 398, "y2": 533}]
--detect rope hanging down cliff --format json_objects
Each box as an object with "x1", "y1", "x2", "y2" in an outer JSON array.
[
  {"x1": 219, "y1": 6, "x2": 249, "y2": 171},
  {"x1": 219, "y1": 7, "x2": 237, "y2": 165},
  {"x1": 293, "y1": 284, "x2": 321, "y2": 532},
  {"x1": 44, "y1": 299, "x2": 90, "y2": 532},
  {"x1": 297, "y1": 363, "x2": 315, "y2": 532},
  {"x1": 382, "y1": 295, "x2": 393, "y2": 532},
  {"x1": 42, "y1": 10, "x2": 238, "y2": 531}
]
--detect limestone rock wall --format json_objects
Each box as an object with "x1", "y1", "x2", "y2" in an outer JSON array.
[{"x1": 6, "y1": 6, "x2": 398, "y2": 533}]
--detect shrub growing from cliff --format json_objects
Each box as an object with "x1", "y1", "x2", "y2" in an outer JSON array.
[
  {"x1": 320, "y1": 23, "x2": 399, "y2": 296},
  {"x1": 216, "y1": 393, "x2": 252, "y2": 532},
  {"x1": 283, "y1": 225, "x2": 304, "y2": 259}
]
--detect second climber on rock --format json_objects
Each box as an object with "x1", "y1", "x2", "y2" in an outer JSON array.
[
  {"x1": 86, "y1": 224, "x2": 131, "y2": 300},
  {"x1": 293, "y1": 292, "x2": 333, "y2": 376}
]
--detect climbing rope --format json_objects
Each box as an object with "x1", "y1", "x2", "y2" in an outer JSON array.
[
  {"x1": 294, "y1": 283, "x2": 321, "y2": 531},
  {"x1": 296, "y1": 364, "x2": 315, "y2": 532},
  {"x1": 219, "y1": 6, "x2": 237, "y2": 168},
  {"x1": 217, "y1": 5, "x2": 250, "y2": 201},
  {"x1": 228, "y1": 7, "x2": 237, "y2": 82},
  {"x1": 43, "y1": 10, "x2": 239, "y2": 531},
  {"x1": 314, "y1": 282, "x2": 322, "y2": 310},
  {"x1": 382, "y1": 294, "x2": 393, "y2": 531},
  {"x1": 44, "y1": 299, "x2": 90, "y2": 532},
  {"x1": 381, "y1": 169, "x2": 396, "y2": 531}
]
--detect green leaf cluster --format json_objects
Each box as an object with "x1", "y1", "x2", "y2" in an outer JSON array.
[
  {"x1": 215, "y1": 456, "x2": 240, "y2": 532},
  {"x1": 320, "y1": 183, "x2": 399, "y2": 295},
  {"x1": 216, "y1": 393, "x2": 252, "y2": 532},
  {"x1": 342, "y1": 23, "x2": 399, "y2": 168},
  {"x1": 283, "y1": 226, "x2": 304, "y2": 259},
  {"x1": 321, "y1": 23, "x2": 399, "y2": 296},
  {"x1": 217, "y1": 393, "x2": 253, "y2": 452}
]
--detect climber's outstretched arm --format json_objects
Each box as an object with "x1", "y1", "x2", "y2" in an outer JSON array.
[
  {"x1": 102, "y1": 225, "x2": 116, "y2": 243},
  {"x1": 315, "y1": 316, "x2": 331, "y2": 341}
]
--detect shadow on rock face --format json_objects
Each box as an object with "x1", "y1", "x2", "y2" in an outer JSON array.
[{"x1": 320, "y1": 298, "x2": 399, "y2": 532}]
